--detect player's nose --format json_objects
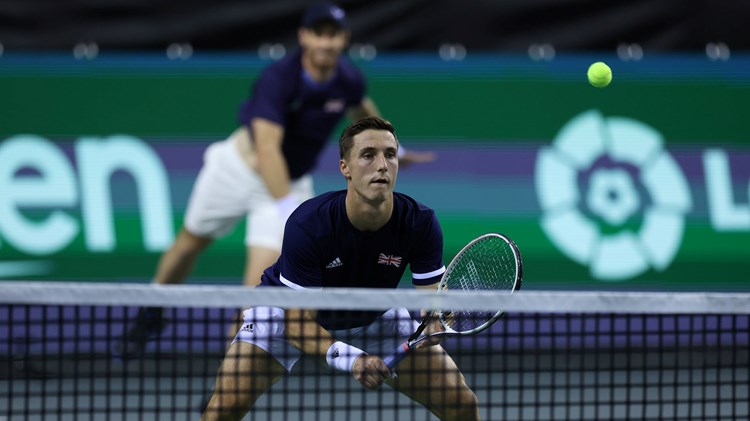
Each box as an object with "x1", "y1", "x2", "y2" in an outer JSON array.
[{"x1": 376, "y1": 153, "x2": 389, "y2": 170}]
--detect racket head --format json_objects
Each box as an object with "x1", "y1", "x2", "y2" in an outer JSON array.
[{"x1": 437, "y1": 233, "x2": 522, "y2": 334}]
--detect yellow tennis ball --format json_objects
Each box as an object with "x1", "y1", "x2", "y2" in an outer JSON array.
[{"x1": 587, "y1": 62, "x2": 612, "y2": 88}]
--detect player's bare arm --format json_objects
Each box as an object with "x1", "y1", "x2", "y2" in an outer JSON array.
[
  {"x1": 347, "y1": 99, "x2": 437, "y2": 168},
  {"x1": 251, "y1": 117, "x2": 292, "y2": 199},
  {"x1": 347, "y1": 96, "x2": 380, "y2": 121},
  {"x1": 285, "y1": 308, "x2": 391, "y2": 390}
]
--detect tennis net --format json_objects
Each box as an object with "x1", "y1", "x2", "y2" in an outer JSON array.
[{"x1": 1, "y1": 281, "x2": 748, "y2": 420}]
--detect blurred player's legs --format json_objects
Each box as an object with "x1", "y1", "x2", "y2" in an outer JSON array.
[
  {"x1": 116, "y1": 137, "x2": 247, "y2": 360},
  {"x1": 242, "y1": 200, "x2": 290, "y2": 287},
  {"x1": 220, "y1": 245, "x2": 281, "y2": 349},
  {"x1": 244, "y1": 246, "x2": 278, "y2": 287},
  {"x1": 116, "y1": 134, "x2": 314, "y2": 360},
  {"x1": 156, "y1": 228, "x2": 215, "y2": 285},
  {"x1": 116, "y1": 228, "x2": 213, "y2": 359},
  {"x1": 223, "y1": 205, "x2": 296, "y2": 340}
]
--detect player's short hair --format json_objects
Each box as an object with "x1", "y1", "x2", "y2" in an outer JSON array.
[{"x1": 339, "y1": 116, "x2": 398, "y2": 160}]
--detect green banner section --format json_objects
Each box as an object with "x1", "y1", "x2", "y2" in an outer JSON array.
[
  {"x1": 2, "y1": 54, "x2": 748, "y2": 143},
  {"x1": 1, "y1": 53, "x2": 749, "y2": 290}
]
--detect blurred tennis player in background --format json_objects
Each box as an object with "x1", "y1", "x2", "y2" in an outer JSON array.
[
  {"x1": 201, "y1": 116, "x2": 477, "y2": 421},
  {"x1": 117, "y1": 2, "x2": 435, "y2": 359}
]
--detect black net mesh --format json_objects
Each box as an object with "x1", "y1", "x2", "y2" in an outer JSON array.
[{"x1": 1, "y1": 283, "x2": 748, "y2": 420}]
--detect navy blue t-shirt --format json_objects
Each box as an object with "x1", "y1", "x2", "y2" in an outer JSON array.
[
  {"x1": 237, "y1": 50, "x2": 366, "y2": 180},
  {"x1": 260, "y1": 190, "x2": 446, "y2": 330}
]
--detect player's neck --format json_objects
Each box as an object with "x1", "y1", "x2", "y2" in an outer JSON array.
[
  {"x1": 301, "y1": 55, "x2": 337, "y2": 82},
  {"x1": 345, "y1": 194, "x2": 393, "y2": 232}
]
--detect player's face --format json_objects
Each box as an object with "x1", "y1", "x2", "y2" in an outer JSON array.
[
  {"x1": 298, "y1": 23, "x2": 349, "y2": 69},
  {"x1": 340, "y1": 129, "x2": 399, "y2": 204}
]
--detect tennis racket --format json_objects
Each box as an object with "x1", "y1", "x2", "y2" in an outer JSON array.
[{"x1": 383, "y1": 232, "x2": 522, "y2": 370}]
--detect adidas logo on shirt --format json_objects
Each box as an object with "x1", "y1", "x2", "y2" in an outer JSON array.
[
  {"x1": 326, "y1": 257, "x2": 343, "y2": 269},
  {"x1": 332, "y1": 348, "x2": 340, "y2": 358}
]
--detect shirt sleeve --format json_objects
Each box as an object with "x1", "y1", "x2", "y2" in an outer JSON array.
[
  {"x1": 409, "y1": 211, "x2": 445, "y2": 286},
  {"x1": 237, "y1": 67, "x2": 289, "y2": 127},
  {"x1": 276, "y1": 218, "x2": 324, "y2": 290},
  {"x1": 340, "y1": 59, "x2": 366, "y2": 108}
]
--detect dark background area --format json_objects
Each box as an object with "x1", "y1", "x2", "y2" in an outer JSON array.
[{"x1": 0, "y1": 0, "x2": 748, "y2": 52}]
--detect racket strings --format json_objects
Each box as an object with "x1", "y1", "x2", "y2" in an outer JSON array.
[{"x1": 441, "y1": 235, "x2": 519, "y2": 332}]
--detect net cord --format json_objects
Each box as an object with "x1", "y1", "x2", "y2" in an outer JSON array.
[{"x1": 1, "y1": 281, "x2": 749, "y2": 314}]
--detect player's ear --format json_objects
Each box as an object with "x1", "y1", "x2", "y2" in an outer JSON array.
[{"x1": 339, "y1": 159, "x2": 351, "y2": 179}]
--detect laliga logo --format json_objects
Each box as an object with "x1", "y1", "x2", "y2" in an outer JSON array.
[{"x1": 535, "y1": 110, "x2": 692, "y2": 281}]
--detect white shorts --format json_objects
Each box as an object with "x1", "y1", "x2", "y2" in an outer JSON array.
[
  {"x1": 233, "y1": 307, "x2": 418, "y2": 373},
  {"x1": 183, "y1": 135, "x2": 314, "y2": 250}
]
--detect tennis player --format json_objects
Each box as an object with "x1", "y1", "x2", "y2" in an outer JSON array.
[
  {"x1": 117, "y1": 2, "x2": 434, "y2": 359},
  {"x1": 201, "y1": 117, "x2": 478, "y2": 421}
]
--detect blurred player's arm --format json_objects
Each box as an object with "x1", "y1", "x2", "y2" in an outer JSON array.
[
  {"x1": 251, "y1": 117, "x2": 290, "y2": 199},
  {"x1": 348, "y1": 97, "x2": 436, "y2": 167},
  {"x1": 248, "y1": 117, "x2": 299, "y2": 220},
  {"x1": 347, "y1": 96, "x2": 380, "y2": 120}
]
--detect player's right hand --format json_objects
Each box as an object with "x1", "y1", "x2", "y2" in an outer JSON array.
[
  {"x1": 352, "y1": 355, "x2": 391, "y2": 390},
  {"x1": 415, "y1": 317, "x2": 446, "y2": 348}
]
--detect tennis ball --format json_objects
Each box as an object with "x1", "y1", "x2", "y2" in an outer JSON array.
[{"x1": 587, "y1": 62, "x2": 612, "y2": 88}]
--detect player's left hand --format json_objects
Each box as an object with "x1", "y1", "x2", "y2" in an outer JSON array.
[
  {"x1": 415, "y1": 318, "x2": 445, "y2": 348},
  {"x1": 399, "y1": 150, "x2": 437, "y2": 168}
]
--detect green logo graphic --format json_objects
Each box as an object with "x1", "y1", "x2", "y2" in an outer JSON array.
[
  {"x1": 535, "y1": 110, "x2": 692, "y2": 281},
  {"x1": 0, "y1": 135, "x2": 174, "y2": 277}
]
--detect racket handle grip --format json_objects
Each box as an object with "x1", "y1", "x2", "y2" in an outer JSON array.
[{"x1": 384, "y1": 341, "x2": 411, "y2": 369}]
